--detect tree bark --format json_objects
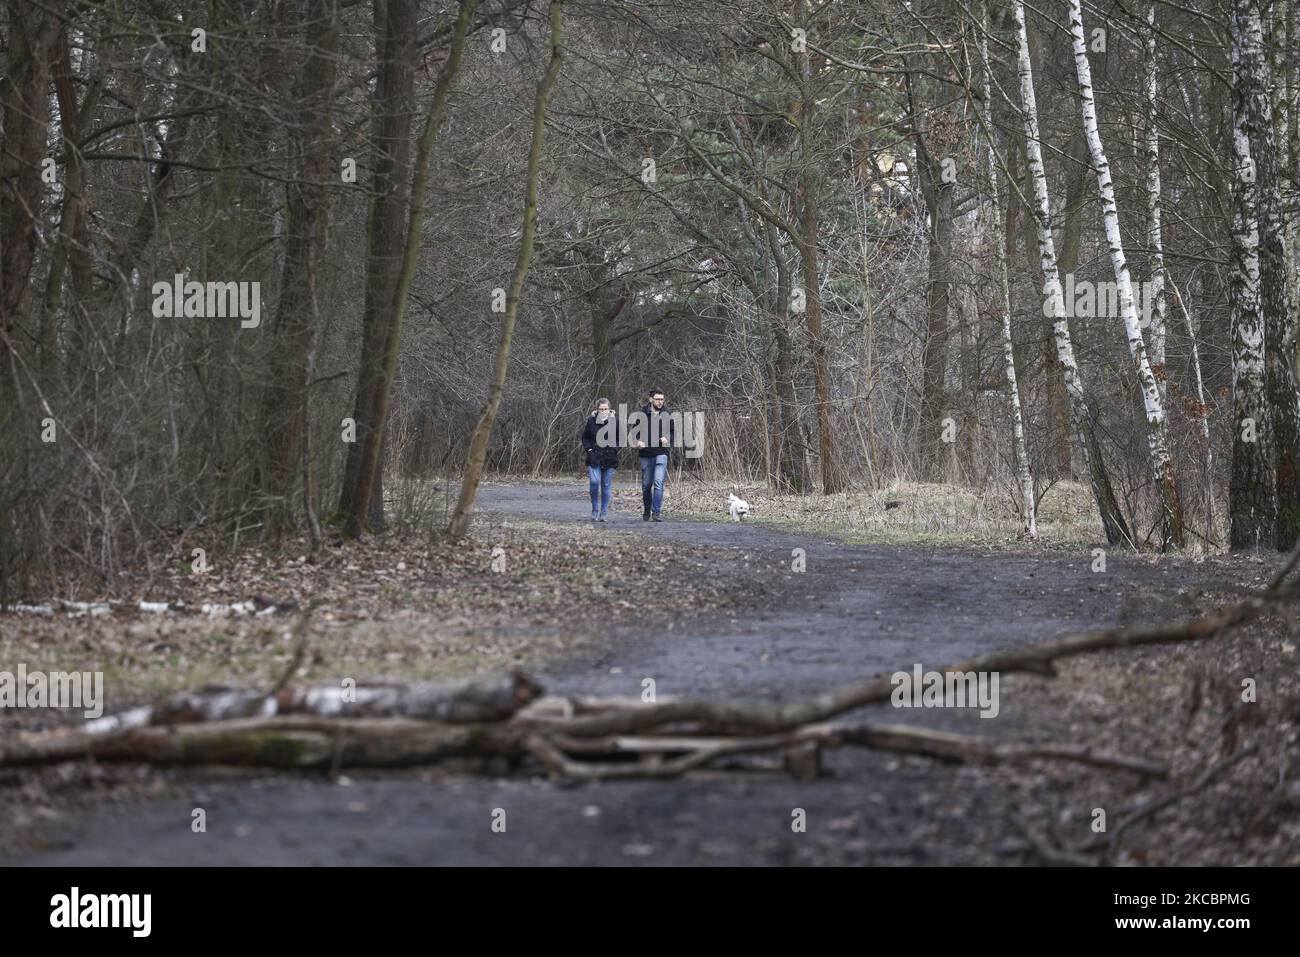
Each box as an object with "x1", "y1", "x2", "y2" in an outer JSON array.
[
  {"x1": 1014, "y1": 0, "x2": 1131, "y2": 546},
  {"x1": 346, "y1": 0, "x2": 478, "y2": 539},
  {"x1": 794, "y1": 0, "x2": 844, "y2": 494},
  {"x1": 0, "y1": 0, "x2": 62, "y2": 362},
  {"x1": 1051, "y1": 129, "x2": 1090, "y2": 481},
  {"x1": 981, "y1": 1, "x2": 1035, "y2": 537},
  {"x1": 1231, "y1": 0, "x2": 1291, "y2": 548},
  {"x1": 1068, "y1": 0, "x2": 1183, "y2": 550},
  {"x1": 446, "y1": 0, "x2": 564, "y2": 541},
  {"x1": 339, "y1": 0, "x2": 419, "y2": 534},
  {"x1": 1143, "y1": 4, "x2": 1169, "y2": 405},
  {"x1": 40, "y1": 26, "x2": 97, "y2": 370},
  {"x1": 917, "y1": 145, "x2": 955, "y2": 482},
  {"x1": 258, "y1": 0, "x2": 340, "y2": 537}
]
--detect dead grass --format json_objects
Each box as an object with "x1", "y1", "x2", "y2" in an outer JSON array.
[
  {"x1": 0, "y1": 516, "x2": 752, "y2": 728},
  {"x1": 610, "y1": 475, "x2": 1110, "y2": 551}
]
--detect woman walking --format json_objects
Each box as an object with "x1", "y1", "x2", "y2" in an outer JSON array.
[{"x1": 581, "y1": 398, "x2": 619, "y2": 521}]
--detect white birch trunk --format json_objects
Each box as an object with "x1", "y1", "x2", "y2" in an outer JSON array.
[
  {"x1": 1143, "y1": 4, "x2": 1167, "y2": 402},
  {"x1": 1168, "y1": 276, "x2": 1216, "y2": 536},
  {"x1": 1228, "y1": 0, "x2": 1275, "y2": 548},
  {"x1": 1272, "y1": 0, "x2": 1299, "y2": 366},
  {"x1": 981, "y1": 1, "x2": 1035, "y2": 538},
  {"x1": 1235, "y1": 0, "x2": 1300, "y2": 549},
  {"x1": 1013, "y1": 0, "x2": 1130, "y2": 546},
  {"x1": 1067, "y1": 0, "x2": 1183, "y2": 549},
  {"x1": 1288, "y1": 0, "x2": 1300, "y2": 374}
]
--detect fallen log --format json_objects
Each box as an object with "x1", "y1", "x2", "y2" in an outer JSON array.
[
  {"x1": 79, "y1": 671, "x2": 544, "y2": 735},
  {"x1": 274, "y1": 671, "x2": 544, "y2": 722},
  {"x1": 1, "y1": 712, "x2": 1165, "y2": 779},
  {"x1": 3, "y1": 715, "x2": 528, "y2": 769}
]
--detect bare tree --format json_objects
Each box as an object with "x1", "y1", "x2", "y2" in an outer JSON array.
[
  {"x1": 447, "y1": 0, "x2": 564, "y2": 541},
  {"x1": 1014, "y1": 0, "x2": 1130, "y2": 546},
  {"x1": 979, "y1": 1, "x2": 1034, "y2": 537},
  {"x1": 344, "y1": 0, "x2": 477, "y2": 539},
  {"x1": 1067, "y1": 0, "x2": 1183, "y2": 549}
]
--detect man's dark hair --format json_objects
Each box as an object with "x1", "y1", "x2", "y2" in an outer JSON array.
[{"x1": 648, "y1": 388, "x2": 665, "y2": 399}]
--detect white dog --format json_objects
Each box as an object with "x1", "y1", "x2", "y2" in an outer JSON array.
[{"x1": 728, "y1": 493, "x2": 750, "y2": 522}]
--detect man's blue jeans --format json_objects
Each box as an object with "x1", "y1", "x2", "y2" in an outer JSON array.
[
  {"x1": 587, "y1": 466, "x2": 614, "y2": 517},
  {"x1": 639, "y1": 454, "x2": 668, "y2": 515}
]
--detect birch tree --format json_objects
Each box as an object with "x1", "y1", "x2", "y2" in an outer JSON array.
[
  {"x1": 1067, "y1": 0, "x2": 1183, "y2": 550},
  {"x1": 1228, "y1": 0, "x2": 1274, "y2": 548},
  {"x1": 1142, "y1": 4, "x2": 1168, "y2": 403},
  {"x1": 1013, "y1": 0, "x2": 1130, "y2": 546},
  {"x1": 1233, "y1": 0, "x2": 1300, "y2": 549},
  {"x1": 980, "y1": 1, "x2": 1034, "y2": 537}
]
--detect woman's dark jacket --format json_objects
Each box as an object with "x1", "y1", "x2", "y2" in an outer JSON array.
[{"x1": 582, "y1": 413, "x2": 619, "y2": 469}]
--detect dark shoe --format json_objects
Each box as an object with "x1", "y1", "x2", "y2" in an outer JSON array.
[{"x1": 643, "y1": 510, "x2": 651, "y2": 521}]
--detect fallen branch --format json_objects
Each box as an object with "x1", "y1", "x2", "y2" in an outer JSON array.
[
  {"x1": 3, "y1": 712, "x2": 1165, "y2": 780},
  {"x1": 6, "y1": 561, "x2": 1291, "y2": 785},
  {"x1": 540, "y1": 597, "x2": 1269, "y2": 739}
]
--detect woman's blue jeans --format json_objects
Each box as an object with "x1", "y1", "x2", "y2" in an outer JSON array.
[{"x1": 588, "y1": 466, "x2": 615, "y2": 517}]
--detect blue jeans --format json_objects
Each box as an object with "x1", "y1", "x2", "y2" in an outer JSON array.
[
  {"x1": 587, "y1": 466, "x2": 614, "y2": 517},
  {"x1": 639, "y1": 454, "x2": 667, "y2": 515}
]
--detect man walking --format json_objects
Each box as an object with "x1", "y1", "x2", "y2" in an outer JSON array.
[{"x1": 636, "y1": 388, "x2": 674, "y2": 522}]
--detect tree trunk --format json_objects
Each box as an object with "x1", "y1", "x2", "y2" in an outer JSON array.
[
  {"x1": 41, "y1": 27, "x2": 97, "y2": 370},
  {"x1": 446, "y1": 0, "x2": 563, "y2": 541},
  {"x1": 1287, "y1": 0, "x2": 1300, "y2": 383},
  {"x1": 794, "y1": 4, "x2": 844, "y2": 495},
  {"x1": 1170, "y1": 275, "x2": 1217, "y2": 539},
  {"x1": 1068, "y1": 0, "x2": 1182, "y2": 550},
  {"x1": 258, "y1": 0, "x2": 340, "y2": 537},
  {"x1": 339, "y1": 0, "x2": 418, "y2": 534},
  {"x1": 0, "y1": 0, "x2": 62, "y2": 361},
  {"x1": 981, "y1": 1, "x2": 1035, "y2": 537},
  {"x1": 1228, "y1": 0, "x2": 1277, "y2": 548},
  {"x1": 346, "y1": 0, "x2": 478, "y2": 539},
  {"x1": 1235, "y1": 0, "x2": 1300, "y2": 549},
  {"x1": 1014, "y1": 0, "x2": 1131, "y2": 546},
  {"x1": 1050, "y1": 132, "x2": 1089, "y2": 482},
  {"x1": 764, "y1": 220, "x2": 810, "y2": 492},
  {"x1": 1143, "y1": 4, "x2": 1168, "y2": 405},
  {"x1": 917, "y1": 148, "x2": 955, "y2": 482},
  {"x1": 590, "y1": 285, "x2": 624, "y2": 401}
]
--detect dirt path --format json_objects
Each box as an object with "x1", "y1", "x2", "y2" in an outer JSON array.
[{"x1": 12, "y1": 482, "x2": 1227, "y2": 865}]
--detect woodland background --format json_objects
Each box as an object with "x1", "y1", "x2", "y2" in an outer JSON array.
[{"x1": 2, "y1": 0, "x2": 1299, "y2": 596}]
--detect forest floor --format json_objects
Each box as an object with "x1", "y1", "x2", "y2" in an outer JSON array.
[{"x1": 3, "y1": 480, "x2": 1298, "y2": 865}]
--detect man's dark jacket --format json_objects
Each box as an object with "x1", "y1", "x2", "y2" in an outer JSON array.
[{"x1": 637, "y1": 403, "x2": 675, "y2": 460}]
